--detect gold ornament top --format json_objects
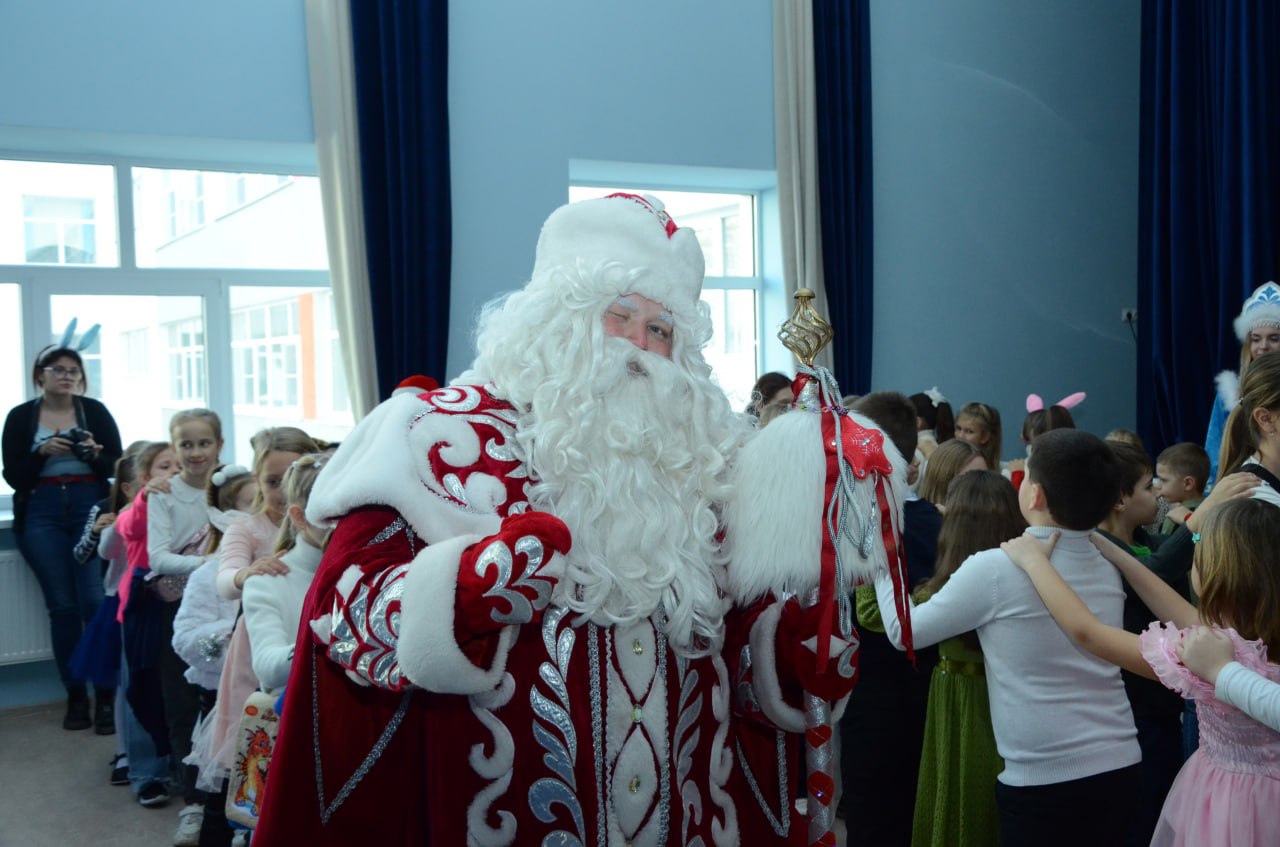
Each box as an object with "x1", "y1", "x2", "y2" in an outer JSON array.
[{"x1": 778, "y1": 288, "x2": 834, "y2": 366}]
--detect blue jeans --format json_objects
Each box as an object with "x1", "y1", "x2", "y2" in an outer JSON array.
[
  {"x1": 119, "y1": 640, "x2": 170, "y2": 793},
  {"x1": 16, "y1": 479, "x2": 104, "y2": 691}
]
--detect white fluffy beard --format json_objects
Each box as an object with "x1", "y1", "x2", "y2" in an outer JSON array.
[{"x1": 515, "y1": 336, "x2": 737, "y2": 656}]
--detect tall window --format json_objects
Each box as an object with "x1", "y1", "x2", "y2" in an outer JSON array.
[{"x1": 567, "y1": 186, "x2": 761, "y2": 407}]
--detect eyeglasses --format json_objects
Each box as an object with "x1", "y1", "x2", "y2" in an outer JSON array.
[{"x1": 43, "y1": 366, "x2": 82, "y2": 379}]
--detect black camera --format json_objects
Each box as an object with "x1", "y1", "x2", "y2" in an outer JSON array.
[{"x1": 64, "y1": 427, "x2": 96, "y2": 462}]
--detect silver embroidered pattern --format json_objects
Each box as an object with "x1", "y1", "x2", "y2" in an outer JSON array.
[
  {"x1": 529, "y1": 607, "x2": 586, "y2": 846},
  {"x1": 734, "y1": 644, "x2": 759, "y2": 714},
  {"x1": 588, "y1": 624, "x2": 605, "y2": 847},
  {"x1": 326, "y1": 564, "x2": 409, "y2": 689},
  {"x1": 365, "y1": 565, "x2": 407, "y2": 689},
  {"x1": 734, "y1": 730, "x2": 790, "y2": 837},
  {"x1": 312, "y1": 648, "x2": 413, "y2": 824},
  {"x1": 655, "y1": 628, "x2": 671, "y2": 847},
  {"x1": 364, "y1": 517, "x2": 406, "y2": 548},
  {"x1": 477, "y1": 535, "x2": 552, "y2": 626}
]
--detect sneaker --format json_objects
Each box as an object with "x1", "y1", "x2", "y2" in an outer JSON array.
[
  {"x1": 62, "y1": 689, "x2": 91, "y2": 731},
  {"x1": 173, "y1": 803, "x2": 203, "y2": 847},
  {"x1": 94, "y1": 695, "x2": 116, "y2": 736},
  {"x1": 109, "y1": 753, "x2": 129, "y2": 786},
  {"x1": 230, "y1": 832, "x2": 248, "y2": 847},
  {"x1": 137, "y1": 781, "x2": 170, "y2": 808}
]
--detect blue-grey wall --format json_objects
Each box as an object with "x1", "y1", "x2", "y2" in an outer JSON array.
[
  {"x1": 0, "y1": 0, "x2": 315, "y2": 167},
  {"x1": 868, "y1": 0, "x2": 1142, "y2": 455},
  {"x1": 446, "y1": 0, "x2": 776, "y2": 377}
]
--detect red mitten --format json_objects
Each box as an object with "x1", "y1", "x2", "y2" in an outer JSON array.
[
  {"x1": 455, "y1": 511, "x2": 572, "y2": 639},
  {"x1": 775, "y1": 598, "x2": 860, "y2": 703}
]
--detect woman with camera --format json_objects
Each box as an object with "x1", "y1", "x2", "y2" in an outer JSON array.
[{"x1": 3, "y1": 345, "x2": 122, "y2": 731}]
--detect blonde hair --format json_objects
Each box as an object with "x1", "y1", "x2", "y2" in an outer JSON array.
[
  {"x1": 249, "y1": 427, "x2": 320, "y2": 514},
  {"x1": 169, "y1": 408, "x2": 222, "y2": 441},
  {"x1": 957, "y1": 402, "x2": 1002, "y2": 471},
  {"x1": 1195, "y1": 498, "x2": 1280, "y2": 662},
  {"x1": 274, "y1": 454, "x2": 327, "y2": 554},
  {"x1": 1219, "y1": 350, "x2": 1280, "y2": 477},
  {"x1": 918, "y1": 438, "x2": 983, "y2": 505}
]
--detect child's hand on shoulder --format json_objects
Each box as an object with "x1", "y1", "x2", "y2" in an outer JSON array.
[
  {"x1": 1188, "y1": 471, "x2": 1261, "y2": 531},
  {"x1": 1177, "y1": 627, "x2": 1235, "y2": 685},
  {"x1": 92, "y1": 511, "x2": 117, "y2": 532},
  {"x1": 234, "y1": 556, "x2": 291, "y2": 589},
  {"x1": 1001, "y1": 531, "x2": 1059, "y2": 571},
  {"x1": 144, "y1": 477, "x2": 172, "y2": 497}
]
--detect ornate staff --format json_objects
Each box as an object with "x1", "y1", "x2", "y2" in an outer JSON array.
[{"x1": 726, "y1": 289, "x2": 914, "y2": 847}]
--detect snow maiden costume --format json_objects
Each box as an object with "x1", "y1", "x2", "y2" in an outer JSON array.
[
  {"x1": 253, "y1": 195, "x2": 859, "y2": 846},
  {"x1": 1206, "y1": 281, "x2": 1280, "y2": 484}
]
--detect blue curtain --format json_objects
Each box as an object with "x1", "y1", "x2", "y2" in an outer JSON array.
[
  {"x1": 813, "y1": 0, "x2": 874, "y2": 394},
  {"x1": 1137, "y1": 1, "x2": 1280, "y2": 452},
  {"x1": 350, "y1": 0, "x2": 452, "y2": 399}
]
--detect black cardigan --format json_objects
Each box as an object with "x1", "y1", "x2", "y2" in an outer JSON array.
[{"x1": 2, "y1": 396, "x2": 123, "y2": 530}]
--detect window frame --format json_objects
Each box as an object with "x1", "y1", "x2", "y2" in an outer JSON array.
[
  {"x1": 567, "y1": 179, "x2": 768, "y2": 382},
  {"x1": 0, "y1": 150, "x2": 334, "y2": 515}
]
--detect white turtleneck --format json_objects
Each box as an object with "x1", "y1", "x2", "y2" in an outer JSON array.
[{"x1": 242, "y1": 538, "x2": 324, "y2": 694}]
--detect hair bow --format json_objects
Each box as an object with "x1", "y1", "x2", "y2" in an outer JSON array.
[
  {"x1": 211, "y1": 465, "x2": 251, "y2": 486},
  {"x1": 924, "y1": 386, "x2": 946, "y2": 406}
]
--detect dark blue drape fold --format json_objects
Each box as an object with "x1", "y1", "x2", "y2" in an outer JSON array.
[
  {"x1": 1137, "y1": 0, "x2": 1279, "y2": 451},
  {"x1": 350, "y1": 0, "x2": 452, "y2": 398},
  {"x1": 812, "y1": 0, "x2": 874, "y2": 394}
]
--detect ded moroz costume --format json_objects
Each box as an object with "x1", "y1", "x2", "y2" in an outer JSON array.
[{"x1": 253, "y1": 194, "x2": 862, "y2": 846}]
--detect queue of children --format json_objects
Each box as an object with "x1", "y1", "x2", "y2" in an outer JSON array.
[{"x1": 43, "y1": 406, "x2": 330, "y2": 847}]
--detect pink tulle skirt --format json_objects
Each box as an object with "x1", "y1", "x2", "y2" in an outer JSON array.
[{"x1": 1151, "y1": 751, "x2": 1280, "y2": 847}]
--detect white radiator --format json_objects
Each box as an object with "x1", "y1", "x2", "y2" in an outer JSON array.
[{"x1": 0, "y1": 548, "x2": 54, "y2": 665}]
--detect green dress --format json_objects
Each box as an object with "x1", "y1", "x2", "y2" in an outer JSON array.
[{"x1": 854, "y1": 586, "x2": 1003, "y2": 847}]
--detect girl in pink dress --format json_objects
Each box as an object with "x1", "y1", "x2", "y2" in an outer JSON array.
[{"x1": 1003, "y1": 492, "x2": 1280, "y2": 847}]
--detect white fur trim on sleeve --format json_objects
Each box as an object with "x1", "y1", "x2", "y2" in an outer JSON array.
[
  {"x1": 747, "y1": 603, "x2": 805, "y2": 733},
  {"x1": 397, "y1": 535, "x2": 517, "y2": 695}
]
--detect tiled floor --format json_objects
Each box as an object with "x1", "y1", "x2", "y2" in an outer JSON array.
[
  {"x1": 0, "y1": 702, "x2": 176, "y2": 847},
  {"x1": 0, "y1": 699, "x2": 848, "y2": 846}
]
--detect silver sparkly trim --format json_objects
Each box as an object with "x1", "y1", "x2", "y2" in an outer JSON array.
[
  {"x1": 477, "y1": 535, "x2": 553, "y2": 626},
  {"x1": 529, "y1": 608, "x2": 586, "y2": 844},
  {"x1": 733, "y1": 730, "x2": 790, "y2": 838},
  {"x1": 326, "y1": 564, "x2": 409, "y2": 690},
  {"x1": 588, "y1": 625, "x2": 606, "y2": 847},
  {"x1": 734, "y1": 644, "x2": 759, "y2": 715},
  {"x1": 655, "y1": 628, "x2": 671, "y2": 847},
  {"x1": 364, "y1": 517, "x2": 405, "y2": 547},
  {"x1": 312, "y1": 648, "x2": 413, "y2": 824}
]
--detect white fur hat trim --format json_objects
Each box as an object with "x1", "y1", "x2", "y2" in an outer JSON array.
[
  {"x1": 530, "y1": 193, "x2": 705, "y2": 314},
  {"x1": 1234, "y1": 281, "x2": 1280, "y2": 341}
]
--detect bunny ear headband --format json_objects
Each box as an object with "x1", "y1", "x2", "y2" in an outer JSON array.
[
  {"x1": 56, "y1": 318, "x2": 101, "y2": 353},
  {"x1": 1026, "y1": 392, "x2": 1086, "y2": 413}
]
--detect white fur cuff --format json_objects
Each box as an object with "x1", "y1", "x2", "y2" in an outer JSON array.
[
  {"x1": 398, "y1": 535, "x2": 517, "y2": 695},
  {"x1": 748, "y1": 603, "x2": 806, "y2": 733}
]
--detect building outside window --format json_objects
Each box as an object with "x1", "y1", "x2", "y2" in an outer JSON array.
[
  {"x1": 167, "y1": 318, "x2": 206, "y2": 403},
  {"x1": 22, "y1": 196, "x2": 97, "y2": 264},
  {"x1": 232, "y1": 299, "x2": 301, "y2": 411}
]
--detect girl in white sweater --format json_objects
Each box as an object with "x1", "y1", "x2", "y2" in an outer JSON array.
[
  {"x1": 146, "y1": 408, "x2": 223, "y2": 846},
  {"x1": 242, "y1": 454, "x2": 327, "y2": 695}
]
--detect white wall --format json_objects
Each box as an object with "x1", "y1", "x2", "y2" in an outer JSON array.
[{"x1": 868, "y1": 0, "x2": 1142, "y2": 455}]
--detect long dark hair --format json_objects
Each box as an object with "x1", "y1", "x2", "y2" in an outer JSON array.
[
  {"x1": 910, "y1": 392, "x2": 955, "y2": 443},
  {"x1": 923, "y1": 471, "x2": 1027, "y2": 648}
]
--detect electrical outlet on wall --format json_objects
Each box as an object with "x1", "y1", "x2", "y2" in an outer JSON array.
[{"x1": 1121, "y1": 308, "x2": 1137, "y2": 323}]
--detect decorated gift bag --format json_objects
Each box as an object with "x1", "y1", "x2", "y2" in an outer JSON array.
[{"x1": 225, "y1": 690, "x2": 280, "y2": 829}]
